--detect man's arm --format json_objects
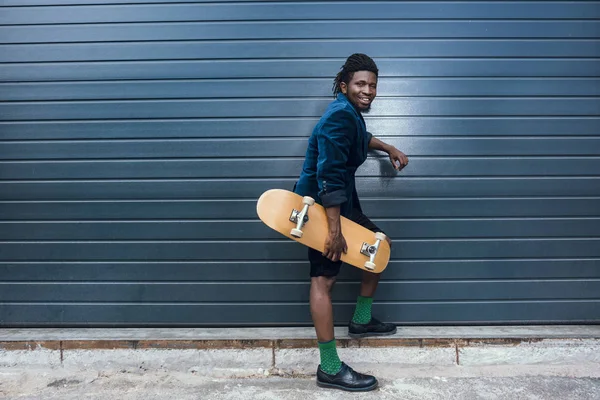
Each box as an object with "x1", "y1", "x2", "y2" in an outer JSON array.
[
  {"x1": 317, "y1": 110, "x2": 354, "y2": 207},
  {"x1": 315, "y1": 109, "x2": 356, "y2": 261},
  {"x1": 368, "y1": 136, "x2": 409, "y2": 171},
  {"x1": 368, "y1": 136, "x2": 393, "y2": 153}
]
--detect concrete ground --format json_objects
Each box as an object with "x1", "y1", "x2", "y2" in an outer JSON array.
[
  {"x1": 2, "y1": 364, "x2": 599, "y2": 400},
  {"x1": 1, "y1": 326, "x2": 599, "y2": 399}
]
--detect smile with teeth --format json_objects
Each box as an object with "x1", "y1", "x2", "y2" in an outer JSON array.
[{"x1": 358, "y1": 97, "x2": 371, "y2": 104}]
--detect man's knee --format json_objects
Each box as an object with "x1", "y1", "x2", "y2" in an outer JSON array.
[{"x1": 311, "y1": 276, "x2": 337, "y2": 292}]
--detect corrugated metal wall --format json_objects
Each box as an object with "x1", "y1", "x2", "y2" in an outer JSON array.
[{"x1": 0, "y1": 1, "x2": 599, "y2": 326}]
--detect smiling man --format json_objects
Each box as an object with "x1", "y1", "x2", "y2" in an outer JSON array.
[{"x1": 293, "y1": 53, "x2": 409, "y2": 391}]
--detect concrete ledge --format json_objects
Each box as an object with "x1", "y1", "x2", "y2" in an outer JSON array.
[
  {"x1": 1, "y1": 325, "x2": 599, "y2": 342},
  {"x1": 1, "y1": 325, "x2": 598, "y2": 352}
]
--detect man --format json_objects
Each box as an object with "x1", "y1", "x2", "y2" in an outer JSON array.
[{"x1": 293, "y1": 53, "x2": 409, "y2": 391}]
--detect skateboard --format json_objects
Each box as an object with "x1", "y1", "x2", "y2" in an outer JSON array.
[{"x1": 256, "y1": 189, "x2": 390, "y2": 273}]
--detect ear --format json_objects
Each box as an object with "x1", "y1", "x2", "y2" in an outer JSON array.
[{"x1": 340, "y1": 81, "x2": 347, "y2": 94}]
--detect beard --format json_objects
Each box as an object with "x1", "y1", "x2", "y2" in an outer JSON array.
[
  {"x1": 357, "y1": 103, "x2": 371, "y2": 114},
  {"x1": 351, "y1": 100, "x2": 372, "y2": 114}
]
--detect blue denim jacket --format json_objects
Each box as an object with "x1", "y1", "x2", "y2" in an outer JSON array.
[{"x1": 293, "y1": 93, "x2": 372, "y2": 217}]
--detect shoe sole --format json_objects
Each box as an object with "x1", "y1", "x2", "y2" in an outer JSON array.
[
  {"x1": 316, "y1": 380, "x2": 378, "y2": 392},
  {"x1": 348, "y1": 327, "x2": 397, "y2": 339}
]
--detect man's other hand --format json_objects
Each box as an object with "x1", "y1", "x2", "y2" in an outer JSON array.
[{"x1": 388, "y1": 147, "x2": 409, "y2": 171}]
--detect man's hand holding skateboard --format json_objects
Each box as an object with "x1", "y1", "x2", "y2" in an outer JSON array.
[{"x1": 323, "y1": 205, "x2": 348, "y2": 262}]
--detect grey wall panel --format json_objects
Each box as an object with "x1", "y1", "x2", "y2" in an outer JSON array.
[
  {"x1": 1, "y1": 239, "x2": 600, "y2": 261},
  {"x1": 3, "y1": 78, "x2": 600, "y2": 101},
  {"x1": 1, "y1": 1, "x2": 598, "y2": 326},
  {"x1": 3, "y1": 60, "x2": 598, "y2": 82},
  {"x1": 3, "y1": 219, "x2": 600, "y2": 240},
  {"x1": 2, "y1": 260, "x2": 599, "y2": 282},
  {"x1": 3, "y1": 21, "x2": 599, "y2": 43},
  {"x1": 2, "y1": 302, "x2": 598, "y2": 327},
  {"x1": 3, "y1": 40, "x2": 599, "y2": 62},
  {"x1": 3, "y1": 138, "x2": 599, "y2": 159},
  {"x1": 3, "y1": 158, "x2": 600, "y2": 179},
  {"x1": 1, "y1": 198, "x2": 599, "y2": 221},
  {"x1": 2, "y1": 0, "x2": 274, "y2": 4},
  {"x1": 2, "y1": 99, "x2": 599, "y2": 121},
  {"x1": 2, "y1": 178, "x2": 599, "y2": 200},
  {"x1": 1, "y1": 281, "x2": 599, "y2": 302},
  {"x1": 2, "y1": 118, "x2": 599, "y2": 140},
  {"x1": 2, "y1": 2, "x2": 599, "y2": 25}
]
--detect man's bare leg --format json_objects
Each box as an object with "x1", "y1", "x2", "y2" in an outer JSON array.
[
  {"x1": 309, "y1": 275, "x2": 345, "y2": 376},
  {"x1": 349, "y1": 267, "x2": 396, "y2": 337},
  {"x1": 351, "y1": 236, "x2": 391, "y2": 324},
  {"x1": 310, "y1": 276, "x2": 336, "y2": 341},
  {"x1": 360, "y1": 270, "x2": 381, "y2": 298}
]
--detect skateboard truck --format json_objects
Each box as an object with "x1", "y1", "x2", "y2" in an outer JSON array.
[
  {"x1": 289, "y1": 196, "x2": 315, "y2": 238},
  {"x1": 361, "y1": 232, "x2": 388, "y2": 271}
]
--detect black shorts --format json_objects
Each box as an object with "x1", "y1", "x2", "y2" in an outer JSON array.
[{"x1": 309, "y1": 209, "x2": 384, "y2": 277}]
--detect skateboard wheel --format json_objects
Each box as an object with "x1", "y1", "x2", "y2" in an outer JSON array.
[
  {"x1": 364, "y1": 261, "x2": 376, "y2": 271},
  {"x1": 303, "y1": 196, "x2": 315, "y2": 206},
  {"x1": 375, "y1": 232, "x2": 387, "y2": 241},
  {"x1": 290, "y1": 228, "x2": 303, "y2": 238}
]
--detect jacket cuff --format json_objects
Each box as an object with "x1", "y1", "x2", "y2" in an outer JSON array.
[
  {"x1": 320, "y1": 189, "x2": 347, "y2": 208},
  {"x1": 367, "y1": 131, "x2": 373, "y2": 144}
]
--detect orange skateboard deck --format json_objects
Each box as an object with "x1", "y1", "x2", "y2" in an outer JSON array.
[{"x1": 256, "y1": 189, "x2": 390, "y2": 273}]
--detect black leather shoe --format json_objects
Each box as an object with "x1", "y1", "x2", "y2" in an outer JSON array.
[
  {"x1": 348, "y1": 317, "x2": 397, "y2": 338},
  {"x1": 316, "y1": 362, "x2": 378, "y2": 392}
]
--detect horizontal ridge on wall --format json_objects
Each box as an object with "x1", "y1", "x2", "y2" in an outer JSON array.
[{"x1": 2, "y1": 2, "x2": 600, "y2": 24}]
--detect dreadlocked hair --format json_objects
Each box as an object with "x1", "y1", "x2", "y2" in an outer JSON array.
[{"x1": 332, "y1": 53, "x2": 379, "y2": 97}]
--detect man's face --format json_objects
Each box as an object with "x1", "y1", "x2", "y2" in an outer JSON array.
[{"x1": 340, "y1": 70, "x2": 377, "y2": 113}]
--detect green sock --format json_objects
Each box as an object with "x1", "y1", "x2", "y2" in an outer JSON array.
[
  {"x1": 318, "y1": 339, "x2": 342, "y2": 375},
  {"x1": 351, "y1": 295, "x2": 373, "y2": 324}
]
